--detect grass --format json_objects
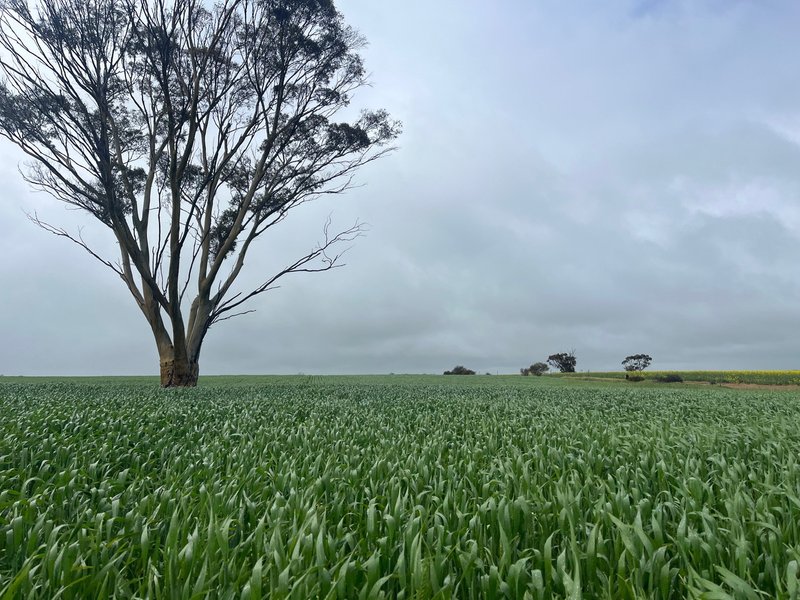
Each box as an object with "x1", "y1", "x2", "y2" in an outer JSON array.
[{"x1": 1, "y1": 375, "x2": 800, "y2": 598}]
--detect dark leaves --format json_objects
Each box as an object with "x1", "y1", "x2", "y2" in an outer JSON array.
[
  {"x1": 0, "y1": 86, "x2": 68, "y2": 139},
  {"x1": 325, "y1": 122, "x2": 370, "y2": 152},
  {"x1": 622, "y1": 354, "x2": 653, "y2": 372},
  {"x1": 209, "y1": 207, "x2": 238, "y2": 261},
  {"x1": 547, "y1": 352, "x2": 577, "y2": 373}
]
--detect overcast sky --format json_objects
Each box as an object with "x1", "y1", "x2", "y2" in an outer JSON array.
[{"x1": 2, "y1": 0, "x2": 800, "y2": 376}]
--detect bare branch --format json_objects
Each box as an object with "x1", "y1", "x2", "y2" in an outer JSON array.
[
  {"x1": 26, "y1": 211, "x2": 120, "y2": 274},
  {"x1": 210, "y1": 308, "x2": 257, "y2": 324},
  {"x1": 210, "y1": 218, "x2": 365, "y2": 322}
]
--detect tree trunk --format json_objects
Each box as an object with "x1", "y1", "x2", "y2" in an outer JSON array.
[
  {"x1": 160, "y1": 354, "x2": 199, "y2": 387},
  {"x1": 150, "y1": 310, "x2": 208, "y2": 387}
]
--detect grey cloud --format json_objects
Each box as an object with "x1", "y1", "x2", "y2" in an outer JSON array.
[{"x1": 2, "y1": 1, "x2": 800, "y2": 375}]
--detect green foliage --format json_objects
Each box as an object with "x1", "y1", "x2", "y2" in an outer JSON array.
[
  {"x1": 2, "y1": 377, "x2": 800, "y2": 598},
  {"x1": 547, "y1": 352, "x2": 576, "y2": 373},
  {"x1": 622, "y1": 354, "x2": 652, "y2": 372},
  {"x1": 521, "y1": 362, "x2": 549, "y2": 376},
  {"x1": 443, "y1": 365, "x2": 475, "y2": 375}
]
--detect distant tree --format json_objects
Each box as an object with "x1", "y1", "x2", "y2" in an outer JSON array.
[
  {"x1": 444, "y1": 365, "x2": 476, "y2": 375},
  {"x1": 547, "y1": 351, "x2": 576, "y2": 373},
  {"x1": 530, "y1": 362, "x2": 549, "y2": 376},
  {"x1": 622, "y1": 354, "x2": 653, "y2": 372},
  {"x1": 521, "y1": 362, "x2": 549, "y2": 376}
]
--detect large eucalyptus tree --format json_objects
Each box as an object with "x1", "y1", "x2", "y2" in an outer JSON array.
[{"x1": 0, "y1": 0, "x2": 398, "y2": 385}]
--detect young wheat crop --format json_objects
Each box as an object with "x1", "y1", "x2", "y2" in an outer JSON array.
[{"x1": 1, "y1": 377, "x2": 799, "y2": 598}]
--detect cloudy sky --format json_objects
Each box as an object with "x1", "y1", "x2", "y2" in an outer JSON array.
[{"x1": 2, "y1": 0, "x2": 800, "y2": 375}]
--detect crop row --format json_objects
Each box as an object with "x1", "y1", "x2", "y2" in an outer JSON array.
[{"x1": 1, "y1": 379, "x2": 800, "y2": 598}]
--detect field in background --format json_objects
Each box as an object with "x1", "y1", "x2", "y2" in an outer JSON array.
[
  {"x1": 2, "y1": 376, "x2": 800, "y2": 598},
  {"x1": 554, "y1": 370, "x2": 800, "y2": 385},
  {"x1": 4, "y1": 370, "x2": 800, "y2": 386}
]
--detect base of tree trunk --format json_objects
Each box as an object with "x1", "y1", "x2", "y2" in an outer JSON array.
[{"x1": 160, "y1": 358, "x2": 199, "y2": 387}]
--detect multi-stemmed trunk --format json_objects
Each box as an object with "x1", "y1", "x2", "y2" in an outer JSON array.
[
  {"x1": 145, "y1": 294, "x2": 211, "y2": 388},
  {"x1": 159, "y1": 353, "x2": 199, "y2": 387},
  {"x1": 154, "y1": 332, "x2": 206, "y2": 388}
]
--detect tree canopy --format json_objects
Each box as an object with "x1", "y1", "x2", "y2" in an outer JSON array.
[
  {"x1": 622, "y1": 354, "x2": 653, "y2": 372},
  {"x1": 547, "y1": 352, "x2": 576, "y2": 373},
  {"x1": 520, "y1": 362, "x2": 549, "y2": 376},
  {"x1": 444, "y1": 366, "x2": 476, "y2": 375}
]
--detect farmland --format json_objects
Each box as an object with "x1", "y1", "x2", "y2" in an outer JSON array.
[
  {"x1": 554, "y1": 370, "x2": 800, "y2": 386},
  {"x1": 2, "y1": 376, "x2": 800, "y2": 598}
]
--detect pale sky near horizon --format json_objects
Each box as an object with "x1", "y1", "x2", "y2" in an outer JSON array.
[{"x1": 1, "y1": 0, "x2": 800, "y2": 376}]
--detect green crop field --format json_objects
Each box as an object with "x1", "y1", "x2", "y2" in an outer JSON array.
[{"x1": 2, "y1": 376, "x2": 800, "y2": 599}]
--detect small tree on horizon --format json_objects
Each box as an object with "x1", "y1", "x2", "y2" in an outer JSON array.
[
  {"x1": 547, "y1": 351, "x2": 576, "y2": 373},
  {"x1": 622, "y1": 354, "x2": 653, "y2": 372},
  {"x1": 444, "y1": 366, "x2": 476, "y2": 375},
  {"x1": 521, "y1": 362, "x2": 549, "y2": 376},
  {"x1": 530, "y1": 362, "x2": 549, "y2": 376}
]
